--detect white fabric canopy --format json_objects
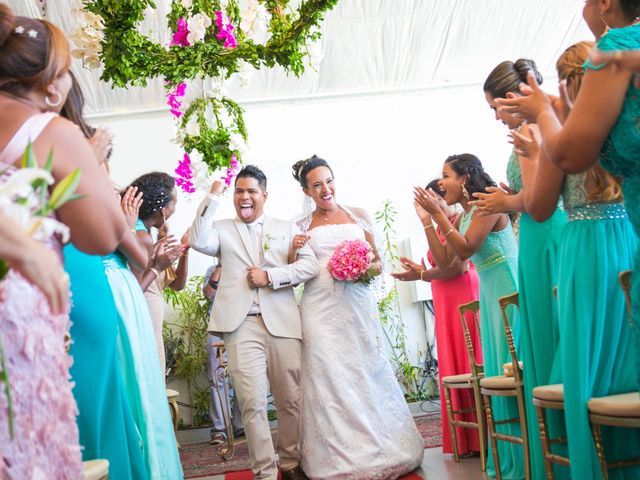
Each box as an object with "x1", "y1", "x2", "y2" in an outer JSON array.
[{"x1": 8, "y1": 0, "x2": 590, "y2": 115}]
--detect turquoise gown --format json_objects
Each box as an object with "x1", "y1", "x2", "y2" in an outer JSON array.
[
  {"x1": 64, "y1": 245, "x2": 148, "y2": 480},
  {"x1": 102, "y1": 221, "x2": 183, "y2": 480},
  {"x1": 584, "y1": 23, "x2": 640, "y2": 394},
  {"x1": 556, "y1": 173, "x2": 640, "y2": 480},
  {"x1": 459, "y1": 208, "x2": 523, "y2": 479},
  {"x1": 506, "y1": 152, "x2": 568, "y2": 479}
]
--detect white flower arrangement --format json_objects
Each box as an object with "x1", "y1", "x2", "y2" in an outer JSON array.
[
  {"x1": 70, "y1": 9, "x2": 105, "y2": 70},
  {"x1": 187, "y1": 13, "x2": 212, "y2": 44}
]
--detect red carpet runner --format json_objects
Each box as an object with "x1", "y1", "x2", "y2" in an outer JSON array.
[{"x1": 225, "y1": 471, "x2": 425, "y2": 480}]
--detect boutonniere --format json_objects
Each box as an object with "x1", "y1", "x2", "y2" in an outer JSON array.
[{"x1": 263, "y1": 232, "x2": 275, "y2": 252}]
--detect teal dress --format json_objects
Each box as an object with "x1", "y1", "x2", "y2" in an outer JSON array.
[
  {"x1": 556, "y1": 173, "x2": 640, "y2": 480},
  {"x1": 459, "y1": 208, "x2": 522, "y2": 479},
  {"x1": 585, "y1": 24, "x2": 640, "y2": 392},
  {"x1": 506, "y1": 152, "x2": 568, "y2": 479},
  {"x1": 102, "y1": 221, "x2": 183, "y2": 480},
  {"x1": 64, "y1": 245, "x2": 148, "y2": 480}
]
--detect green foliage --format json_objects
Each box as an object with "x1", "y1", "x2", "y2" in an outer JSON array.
[
  {"x1": 79, "y1": 0, "x2": 339, "y2": 175},
  {"x1": 375, "y1": 200, "x2": 436, "y2": 403},
  {"x1": 163, "y1": 275, "x2": 210, "y2": 427},
  {"x1": 0, "y1": 338, "x2": 13, "y2": 439}
]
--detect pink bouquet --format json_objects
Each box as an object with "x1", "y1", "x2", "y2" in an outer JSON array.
[{"x1": 327, "y1": 239, "x2": 375, "y2": 284}]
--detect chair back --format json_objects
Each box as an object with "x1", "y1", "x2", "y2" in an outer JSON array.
[
  {"x1": 619, "y1": 270, "x2": 632, "y2": 325},
  {"x1": 458, "y1": 300, "x2": 483, "y2": 378},
  {"x1": 498, "y1": 292, "x2": 522, "y2": 384}
]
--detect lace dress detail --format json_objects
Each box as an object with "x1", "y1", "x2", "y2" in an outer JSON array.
[
  {"x1": 458, "y1": 208, "x2": 518, "y2": 272},
  {"x1": 0, "y1": 113, "x2": 83, "y2": 479},
  {"x1": 506, "y1": 149, "x2": 523, "y2": 193},
  {"x1": 298, "y1": 216, "x2": 424, "y2": 479}
]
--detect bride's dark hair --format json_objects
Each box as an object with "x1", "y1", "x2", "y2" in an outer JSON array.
[
  {"x1": 445, "y1": 154, "x2": 496, "y2": 196},
  {"x1": 292, "y1": 154, "x2": 334, "y2": 188}
]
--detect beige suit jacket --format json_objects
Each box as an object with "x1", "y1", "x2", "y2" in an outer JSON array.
[{"x1": 189, "y1": 194, "x2": 318, "y2": 339}]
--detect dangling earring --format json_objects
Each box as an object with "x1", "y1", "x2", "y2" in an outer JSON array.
[
  {"x1": 600, "y1": 13, "x2": 610, "y2": 36},
  {"x1": 461, "y1": 183, "x2": 470, "y2": 200},
  {"x1": 44, "y1": 92, "x2": 62, "y2": 108}
]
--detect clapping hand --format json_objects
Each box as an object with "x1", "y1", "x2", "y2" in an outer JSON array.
[
  {"x1": 469, "y1": 185, "x2": 511, "y2": 216},
  {"x1": 151, "y1": 235, "x2": 182, "y2": 271},
  {"x1": 495, "y1": 70, "x2": 552, "y2": 124},
  {"x1": 509, "y1": 125, "x2": 541, "y2": 161},
  {"x1": 89, "y1": 126, "x2": 113, "y2": 167},
  {"x1": 413, "y1": 200, "x2": 432, "y2": 224},
  {"x1": 391, "y1": 256, "x2": 428, "y2": 282},
  {"x1": 120, "y1": 186, "x2": 144, "y2": 229},
  {"x1": 210, "y1": 180, "x2": 228, "y2": 196},
  {"x1": 413, "y1": 187, "x2": 443, "y2": 216}
]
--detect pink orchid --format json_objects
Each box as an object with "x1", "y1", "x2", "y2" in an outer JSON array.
[
  {"x1": 175, "y1": 152, "x2": 196, "y2": 193},
  {"x1": 166, "y1": 82, "x2": 187, "y2": 118},
  {"x1": 220, "y1": 154, "x2": 240, "y2": 186},
  {"x1": 171, "y1": 17, "x2": 191, "y2": 46},
  {"x1": 214, "y1": 10, "x2": 237, "y2": 49}
]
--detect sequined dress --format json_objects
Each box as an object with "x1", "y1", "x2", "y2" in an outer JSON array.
[
  {"x1": 458, "y1": 207, "x2": 522, "y2": 479},
  {"x1": 584, "y1": 23, "x2": 640, "y2": 395},
  {"x1": 555, "y1": 172, "x2": 640, "y2": 480},
  {"x1": 298, "y1": 207, "x2": 424, "y2": 479},
  {"x1": 506, "y1": 150, "x2": 567, "y2": 479}
]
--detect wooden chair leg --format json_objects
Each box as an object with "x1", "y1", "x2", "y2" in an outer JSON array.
[
  {"x1": 516, "y1": 390, "x2": 531, "y2": 480},
  {"x1": 444, "y1": 386, "x2": 460, "y2": 463},
  {"x1": 591, "y1": 422, "x2": 609, "y2": 480},
  {"x1": 168, "y1": 398, "x2": 180, "y2": 448},
  {"x1": 473, "y1": 386, "x2": 487, "y2": 472},
  {"x1": 535, "y1": 404, "x2": 555, "y2": 480},
  {"x1": 484, "y1": 394, "x2": 502, "y2": 480}
]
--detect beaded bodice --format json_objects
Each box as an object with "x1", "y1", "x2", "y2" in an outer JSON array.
[
  {"x1": 561, "y1": 172, "x2": 627, "y2": 222},
  {"x1": 584, "y1": 24, "x2": 640, "y2": 177},
  {"x1": 458, "y1": 207, "x2": 517, "y2": 272},
  {"x1": 506, "y1": 149, "x2": 523, "y2": 193}
]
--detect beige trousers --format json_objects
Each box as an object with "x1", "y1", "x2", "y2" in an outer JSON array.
[{"x1": 224, "y1": 315, "x2": 302, "y2": 480}]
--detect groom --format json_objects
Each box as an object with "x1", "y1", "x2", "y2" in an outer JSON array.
[{"x1": 190, "y1": 165, "x2": 318, "y2": 480}]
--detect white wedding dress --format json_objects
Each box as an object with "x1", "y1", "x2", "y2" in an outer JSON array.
[{"x1": 298, "y1": 207, "x2": 424, "y2": 480}]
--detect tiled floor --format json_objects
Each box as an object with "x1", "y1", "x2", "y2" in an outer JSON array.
[{"x1": 193, "y1": 447, "x2": 489, "y2": 480}]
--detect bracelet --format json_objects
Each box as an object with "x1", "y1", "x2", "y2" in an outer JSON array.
[
  {"x1": 444, "y1": 228, "x2": 454, "y2": 238},
  {"x1": 208, "y1": 279, "x2": 218, "y2": 289},
  {"x1": 423, "y1": 224, "x2": 434, "y2": 231},
  {"x1": 130, "y1": 228, "x2": 137, "y2": 233},
  {"x1": 149, "y1": 267, "x2": 160, "y2": 277},
  {"x1": 420, "y1": 269, "x2": 426, "y2": 281}
]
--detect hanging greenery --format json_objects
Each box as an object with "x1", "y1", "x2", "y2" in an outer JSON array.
[{"x1": 73, "y1": 0, "x2": 338, "y2": 190}]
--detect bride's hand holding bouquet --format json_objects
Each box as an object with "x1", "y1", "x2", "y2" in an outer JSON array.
[{"x1": 327, "y1": 238, "x2": 380, "y2": 286}]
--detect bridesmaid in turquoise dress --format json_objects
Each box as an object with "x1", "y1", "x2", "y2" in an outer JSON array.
[
  {"x1": 478, "y1": 59, "x2": 567, "y2": 480},
  {"x1": 65, "y1": 245, "x2": 148, "y2": 480},
  {"x1": 102, "y1": 192, "x2": 183, "y2": 480},
  {"x1": 501, "y1": 34, "x2": 640, "y2": 479},
  {"x1": 415, "y1": 153, "x2": 523, "y2": 479},
  {"x1": 59, "y1": 73, "x2": 148, "y2": 479}
]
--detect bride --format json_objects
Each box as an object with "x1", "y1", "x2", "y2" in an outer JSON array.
[{"x1": 291, "y1": 155, "x2": 424, "y2": 480}]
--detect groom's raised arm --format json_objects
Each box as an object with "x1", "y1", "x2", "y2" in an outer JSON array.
[
  {"x1": 189, "y1": 193, "x2": 222, "y2": 256},
  {"x1": 266, "y1": 222, "x2": 318, "y2": 289}
]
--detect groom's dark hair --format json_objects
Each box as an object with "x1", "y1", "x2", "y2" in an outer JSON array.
[{"x1": 235, "y1": 165, "x2": 267, "y2": 191}]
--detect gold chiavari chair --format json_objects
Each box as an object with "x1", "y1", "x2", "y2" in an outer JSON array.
[
  {"x1": 211, "y1": 340, "x2": 236, "y2": 461},
  {"x1": 479, "y1": 292, "x2": 530, "y2": 480},
  {"x1": 441, "y1": 300, "x2": 487, "y2": 470}
]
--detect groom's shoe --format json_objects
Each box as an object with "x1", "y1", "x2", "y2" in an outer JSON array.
[{"x1": 281, "y1": 466, "x2": 309, "y2": 480}]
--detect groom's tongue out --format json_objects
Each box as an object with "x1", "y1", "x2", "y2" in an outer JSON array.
[{"x1": 239, "y1": 203, "x2": 254, "y2": 220}]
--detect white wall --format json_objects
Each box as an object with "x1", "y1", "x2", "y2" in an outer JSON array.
[{"x1": 100, "y1": 82, "x2": 517, "y2": 364}]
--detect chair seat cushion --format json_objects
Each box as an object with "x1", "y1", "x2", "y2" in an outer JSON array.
[
  {"x1": 480, "y1": 375, "x2": 515, "y2": 390},
  {"x1": 442, "y1": 373, "x2": 472, "y2": 384},
  {"x1": 83, "y1": 459, "x2": 109, "y2": 480},
  {"x1": 532, "y1": 384, "x2": 564, "y2": 402},
  {"x1": 588, "y1": 392, "x2": 640, "y2": 418},
  {"x1": 166, "y1": 388, "x2": 180, "y2": 399}
]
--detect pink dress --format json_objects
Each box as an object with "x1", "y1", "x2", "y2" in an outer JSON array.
[
  {"x1": 428, "y1": 217, "x2": 482, "y2": 455},
  {"x1": 0, "y1": 113, "x2": 83, "y2": 479}
]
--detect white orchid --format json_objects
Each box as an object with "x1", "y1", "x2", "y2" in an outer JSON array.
[
  {"x1": 181, "y1": 0, "x2": 193, "y2": 8},
  {"x1": 229, "y1": 132, "x2": 248, "y2": 155},
  {"x1": 187, "y1": 13, "x2": 212, "y2": 44},
  {"x1": 240, "y1": 0, "x2": 271, "y2": 44},
  {"x1": 236, "y1": 60, "x2": 254, "y2": 88},
  {"x1": 185, "y1": 121, "x2": 200, "y2": 137}
]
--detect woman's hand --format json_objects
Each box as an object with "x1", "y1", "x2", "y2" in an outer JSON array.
[
  {"x1": 391, "y1": 256, "x2": 427, "y2": 282},
  {"x1": 151, "y1": 236, "x2": 182, "y2": 271},
  {"x1": 180, "y1": 228, "x2": 190, "y2": 255},
  {"x1": 88, "y1": 127, "x2": 113, "y2": 166},
  {"x1": 413, "y1": 200, "x2": 432, "y2": 225},
  {"x1": 589, "y1": 49, "x2": 640, "y2": 87},
  {"x1": 509, "y1": 125, "x2": 541, "y2": 161},
  {"x1": 495, "y1": 70, "x2": 553, "y2": 123},
  {"x1": 120, "y1": 186, "x2": 144, "y2": 229},
  {"x1": 469, "y1": 186, "x2": 511, "y2": 216},
  {"x1": 413, "y1": 187, "x2": 443, "y2": 216}
]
